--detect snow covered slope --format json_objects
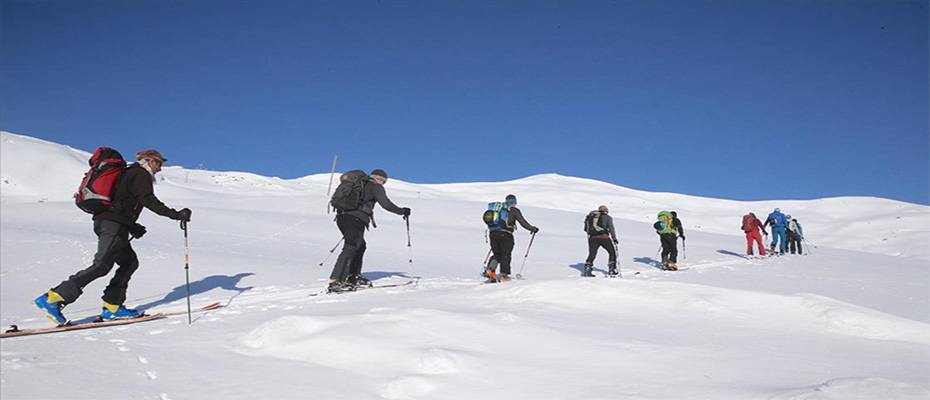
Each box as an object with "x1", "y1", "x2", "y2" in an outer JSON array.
[{"x1": 2, "y1": 131, "x2": 928, "y2": 400}]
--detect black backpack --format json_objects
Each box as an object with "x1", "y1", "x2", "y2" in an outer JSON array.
[
  {"x1": 584, "y1": 211, "x2": 607, "y2": 235},
  {"x1": 330, "y1": 170, "x2": 368, "y2": 212}
]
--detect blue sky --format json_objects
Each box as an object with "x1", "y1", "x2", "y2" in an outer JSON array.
[{"x1": 2, "y1": 1, "x2": 928, "y2": 204}]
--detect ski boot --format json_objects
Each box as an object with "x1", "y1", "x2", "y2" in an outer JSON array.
[
  {"x1": 485, "y1": 266, "x2": 498, "y2": 283},
  {"x1": 327, "y1": 280, "x2": 355, "y2": 294},
  {"x1": 582, "y1": 264, "x2": 595, "y2": 277},
  {"x1": 665, "y1": 263, "x2": 679, "y2": 271},
  {"x1": 101, "y1": 302, "x2": 142, "y2": 321},
  {"x1": 607, "y1": 264, "x2": 619, "y2": 277},
  {"x1": 34, "y1": 291, "x2": 68, "y2": 325},
  {"x1": 498, "y1": 274, "x2": 511, "y2": 282},
  {"x1": 348, "y1": 274, "x2": 372, "y2": 288}
]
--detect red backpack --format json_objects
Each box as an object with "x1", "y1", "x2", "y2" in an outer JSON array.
[
  {"x1": 741, "y1": 214, "x2": 754, "y2": 232},
  {"x1": 74, "y1": 147, "x2": 126, "y2": 214}
]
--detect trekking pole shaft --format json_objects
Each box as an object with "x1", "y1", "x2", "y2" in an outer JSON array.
[
  {"x1": 517, "y1": 232, "x2": 536, "y2": 276},
  {"x1": 405, "y1": 216, "x2": 413, "y2": 263},
  {"x1": 182, "y1": 221, "x2": 192, "y2": 325},
  {"x1": 318, "y1": 237, "x2": 344, "y2": 267}
]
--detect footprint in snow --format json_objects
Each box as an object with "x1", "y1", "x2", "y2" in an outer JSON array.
[{"x1": 381, "y1": 375, "x2": 435, "y2": 399}]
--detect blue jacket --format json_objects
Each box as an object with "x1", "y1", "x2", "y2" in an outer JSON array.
[{"x1": 766, "y1": 211, "x2": 788, "y2": 228}]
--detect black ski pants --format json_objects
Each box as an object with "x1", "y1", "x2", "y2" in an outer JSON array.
[
  {"x1": 331, "y1": 214, "x2": 367, "y2": 282},
  {"x1": 53, "y1": 219, "x2": 139, "y2": 305},
  {"x1": 585, "y1": 236, "x2": 616, "y2": 267},
  {"x1": 660, "y1": 233, "x2": 678, "y2": 265},
  {"x1": 488, "y1": 231, "x2": 515, "y2": 275},
  {"x1": 788, "y1": 232, "x2": 803, "y2": 254}
]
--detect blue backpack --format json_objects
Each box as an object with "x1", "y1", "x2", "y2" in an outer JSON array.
[{"x1": 482, "y1": 202, "x2": 510, "y2": 230}]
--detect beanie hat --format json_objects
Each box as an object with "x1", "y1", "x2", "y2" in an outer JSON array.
[
  {"x1": 370, "y1": 169, "x2": 388, "y2": 181},
  {"x1": 505, "y1": 194, "x2": 517, "y2": 205},
  {"x1": 598, "y1": 205, "x2": 609, "y2": 213},
  {"x1": 136, "y1": 149, "x2": 167, "y2": 162}
]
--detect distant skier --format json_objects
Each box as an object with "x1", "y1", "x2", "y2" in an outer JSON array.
[
  {"x1": 764, "y1": 208, "x2": 789, "y2": 255},
  {"x1": 328, "y1": 169, "x2": 410, "y2": 293},
  {"x1": 786, "y1": 215, "x2": 804, "y2": 255},
  {"x1": 582, "y1": 205, "x2": 619, "y2": 277},
  {"x1": 741, "y1": 212, "x2": 767, "y2": 257},
  {"x1": 34, "y1": 149, "x2": 192, "y2": 325},
  {"x1": 483, "y1": 194, "x2": 539, "y2": 282},
  {"x1": 654, "y1": 211, "x2": 679, "y2": 270}
]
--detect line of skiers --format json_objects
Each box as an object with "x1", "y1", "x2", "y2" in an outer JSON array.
[
  {"x1": 742, "y1": 208, "x2": 805, "y2": 257},
  {"x1": 32, "y1": 146, "x2": 809, "y2": 325}
]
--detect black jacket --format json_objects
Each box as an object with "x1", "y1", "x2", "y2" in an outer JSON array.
[
  {"x1": 94, "y1": 163, "x2": 181, "y2": 226},
  {"x1": 339, "y1": 178, "x2": 405, "y2": 227},
  {"x1": 672, "y1": 217, "x2": 684, "y2": 238}
]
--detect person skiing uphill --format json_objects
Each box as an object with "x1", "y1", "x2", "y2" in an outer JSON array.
[
  {"x1": 764, "y1": 208, "x2": 789, "y2": 255},
  {"x1": 741, "y1": 212, "x2": 767, "y2": 256},
  {"x1": 583, "y1": 205, "x2": 619, "y2": 277},
  {"x1": 328, "y1": 169, "x2": 410, "y2": 293},
  {"x1": 654, "y1": 210, "x2": 679, "y2": 270},
  {"x1": 786, "y1": 215, "x2": 804, "y2": 255},
  {"x1": 484, "y1": 194, "x2": 539, "y2": 282},
  {"x1": 35, "y1": 149, "x2": 192, "y2": 325}
]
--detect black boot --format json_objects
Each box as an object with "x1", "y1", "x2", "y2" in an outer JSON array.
[
  {"x1": 608, "y1": 264, "x2": 619, "y2": 277},
  {"x1": 582, "y1": 264, "x2": 595, "y2": 277}
]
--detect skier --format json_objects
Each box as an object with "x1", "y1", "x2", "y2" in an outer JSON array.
[
  {"x1": 485, "y1": 194, "x2": 539, "y2": 282},
  {"x1": 741, "y1": 212, "x2": 767, "y2": 257},
  {"x1": 786, "y1": 215, "x2": 804, "y2": 255},
  {"x1": 34, "y1": 150, "x2": 192, "y2": 324},
  {"x1": 582, "y1": 205, "x2": 619, "y2": 277},
  {"x1": 328, "y1": 169, "x2": 410, "y2": 293},
  {"x1": 764, "y1": 208, "x2": 789, "y2": 255},
  {"x1": 654, "y1": 210, "x2": 679, "y2": 270}
]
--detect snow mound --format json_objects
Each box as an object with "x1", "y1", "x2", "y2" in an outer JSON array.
[{"x1": 770, "y1": 377, "x2": 930, "y2": 400}]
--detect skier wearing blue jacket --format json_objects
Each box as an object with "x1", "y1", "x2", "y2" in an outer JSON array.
[{"x1": 764, "y1": 208, "x2": 789, "y2": 255}]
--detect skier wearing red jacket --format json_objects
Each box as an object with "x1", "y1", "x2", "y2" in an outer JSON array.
[{"x1": 741, "y1": 212, "x2": 767, "y2": 256}]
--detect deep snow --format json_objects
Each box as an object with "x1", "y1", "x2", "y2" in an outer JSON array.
[{"x1": 1, "y1": 131, "x2": 928, "y2": 400}]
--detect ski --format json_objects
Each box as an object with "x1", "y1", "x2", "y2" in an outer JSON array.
[
  {"x1": 310, "y1": 280, "x2": 416, "y2": 296},
  {"x1": 2, "y1": 314, "x2": 166, "y2": 339},
  {"x1": 1, "y1": 302, "x2": 224, "y2": 339}
]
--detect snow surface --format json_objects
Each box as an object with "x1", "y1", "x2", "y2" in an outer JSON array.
[{"x1": 1, "y1": 130, "x2": 928, "y2": 399}]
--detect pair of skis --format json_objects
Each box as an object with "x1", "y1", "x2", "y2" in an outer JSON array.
[
  {"x1": 2, "y1": 302, "x2": 223, "y2": 339},
  {"x1": 310, "y1": 280, "x2": 416, "y2": 297}
]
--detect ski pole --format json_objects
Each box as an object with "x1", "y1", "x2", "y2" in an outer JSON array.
[
  {"x1": 682, "y1": 237, "x2": 687, "y2": 260},
  {"x1": 515, "y1": 232, "x2": 536, "y2": 279},
  {"x1": 405, "y1": 215, "x2": 413, "y2": 263},
  {"x1": 317, "y1": 237, "x2": 344, "y2": 267},
  {"x1": 180, "y1": 220, "x2": 192, "y2": 325}
]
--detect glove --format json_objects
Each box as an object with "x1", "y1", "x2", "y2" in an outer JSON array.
[
  {"x1": 401, "y1": 207, "x2": 411, "y2": 217},
  {"x1": 174, "y1": 208, "x2": 192, "y2": 222},
  {"x1": 129, "y1": 223, "x2": 147, "y2": 239},
  {"x1": 612, "y1": 239, "x2": 619, "y2": 245},
  {"x1": 680, "y1": 235, "x2": 686, "y2": 240},
  {"x1": 531, "y1": 227, "x2": 540, "y2": 234}
]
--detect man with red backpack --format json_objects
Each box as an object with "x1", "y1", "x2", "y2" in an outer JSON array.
[
  {"x1": 34, "y1": 149, "x2": 192, "y2": 325},
  {"x1": 741, "y1": 212, "x2": 767, "y2": 257}
]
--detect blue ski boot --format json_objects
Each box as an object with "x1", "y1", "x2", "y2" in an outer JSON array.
[
  {"x1": 101, "y1": 302, "x2": 142, "y2": 320},
  {"x1": 34, "y1": 291, "x2": 68, "y2": 325}
]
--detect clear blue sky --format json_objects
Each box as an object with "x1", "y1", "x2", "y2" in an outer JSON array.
[{"x1": 2, "y1": 0, "x2": 928, "y2": 204}]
